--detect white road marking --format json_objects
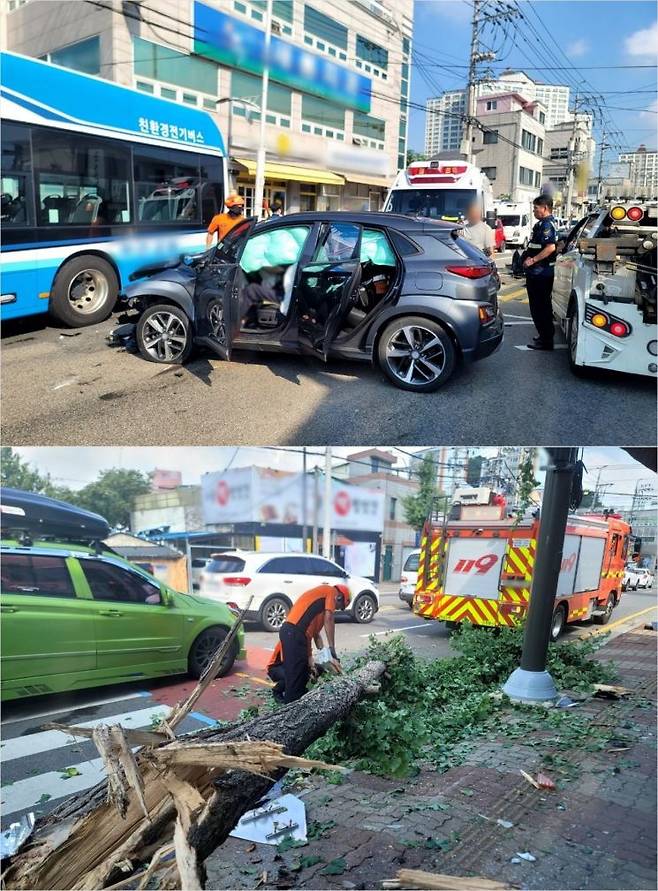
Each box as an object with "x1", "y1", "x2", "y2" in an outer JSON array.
[
  {"x1": 361, "y1": 623, "x2": 435, "y2": 638},
  {"x1": 505, "y1": 314, "x2": 533, "y2": 320},
  {"x1": 1, "y1": 690, "x2": 148, "y2": 725},
  {"x1": 1, "y1": 756, "x2": 109, "y2": 816},
  {"x1": 504, "y1": 321, "x2": 534, "y2": 326},
  {"x1": 2, "y1": 705, "x2": 172, "y2": 762},
  {"x1": 514, "y1": 344, "x2": 568, "y2": 351}
]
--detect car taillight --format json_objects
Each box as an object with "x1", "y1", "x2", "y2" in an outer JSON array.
[
  {"x1": 609, "y1": 321, "x2": 629, "y2": 337},
  {"x1": 478, "y1": 304, "x2": 496, "y2": 324},
  {"x1": 223, "y1": 576, "x2": 252, "y2": 586},
  {"x1": 446, "y1": 265, "x2": 491, "y2": 279}
]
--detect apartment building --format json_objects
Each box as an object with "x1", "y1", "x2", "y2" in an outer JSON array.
[
  {"x1": 542, "y1": 114, "x2": 596, "y2": 214},
  {"x1": 618, "y1": 145, "x2": 658, "y2": 197},
  {"x1": 3, "y1": 0, "x2": 413, "y2": 212},
  {"x1": 471, "y1": 92, "x2": 546, "y2": 202},
  {"x1": 424, "y1": 71, "x2": 566, "y2": 157}
]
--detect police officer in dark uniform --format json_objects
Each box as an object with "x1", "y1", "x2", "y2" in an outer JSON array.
[{"x1": 523, "y1": 194, "x2": 558, "y2": 350}]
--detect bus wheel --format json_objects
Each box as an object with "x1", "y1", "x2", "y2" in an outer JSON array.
[
  {"x1": 593, "y1": 594, "x2": 615, "y2": 625},
  {"x1": 50, "y1": 256, "x2": 118, "y2": 327},
  {"x1": 550, "y1": 605, "x2": 566, "y2": 642}
]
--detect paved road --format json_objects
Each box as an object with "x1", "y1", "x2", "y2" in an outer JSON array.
[
  {"x1": 2, "y1": 585, "x2": 654, "y2": 830},
  {"x1": 2, "y1": 254, "x2": 654, "y2": 446}
]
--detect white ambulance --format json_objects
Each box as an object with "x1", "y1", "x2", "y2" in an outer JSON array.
[
  {"x1": 494, "y1": 201, "x2": 533, "y2": 248},
  {"x1": 384, "y1": 157, "x2": 496, "y2": 226}
]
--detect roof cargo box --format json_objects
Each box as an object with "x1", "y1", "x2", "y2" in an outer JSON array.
[{"x1": 0, "y1": 487, "x2": 110, "y2": 541}]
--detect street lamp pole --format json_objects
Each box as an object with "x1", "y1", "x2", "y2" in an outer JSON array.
[
  {"x1": 253, "y1": 0, "x2": 273, "y2": 220},
  {"x1": 503, "y1": 448, "x2": 579, "y2": 703}
]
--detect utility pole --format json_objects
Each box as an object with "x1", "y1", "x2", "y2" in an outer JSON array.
[
  {"x1": 503, "y1": 448, "x2": 579, "y2": 704},
  {"x1": 459, "y1": 2, "x2": 519, "y2": 162},
  {"x1": 312, "y1": 467, "x2": 320, "y2": 554},
  {"x1": 460, "y1": 0, "x2": 481, "y2": 161},
  {"x1": 565, "y1": 93, "x2": 579, "y2": 219},
  {"x1": 596, "y1": 127, "x2": 608, "y2": 204},
  {"x1": 301, "y1": 447, "x2": 308, "y2": 551},
  {"x1": 322, "y1": 448, "x2": 333, "y2": 559},
  {"x1": 253, "y1": 0, "x2": 273, "y2": 221}
]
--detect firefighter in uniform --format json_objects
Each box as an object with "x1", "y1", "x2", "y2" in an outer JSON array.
[
  {"x1": 267, "y1": 583, "x2": 348, "y2": 703},
  {"x1": 523, "y1": 194, "x2": 558, "y2": 350}
]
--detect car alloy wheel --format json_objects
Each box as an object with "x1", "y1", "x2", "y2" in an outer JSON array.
[
  {"x1": 208, "y1": 300, "x2": 228, "y2": 345},
  {"x1": 353, "y1": 593, "x2": 376, "y2": 623},
  {"x1": 142, "y1": 311, "x2": 189, "y2": 362},
  {"x1": 189, "y1": 626, "x2": 233, "y2": 679},
  {"x1": 262, "y1": 597, "x2": 289, "y2": 632},
  {"x1": 385, "y1": 324, "x2": 446, "y2": 386}
]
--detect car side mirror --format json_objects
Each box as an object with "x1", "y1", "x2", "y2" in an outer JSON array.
[{"x1": 161, "y1": 588, "x2": 173, "y2": 606}]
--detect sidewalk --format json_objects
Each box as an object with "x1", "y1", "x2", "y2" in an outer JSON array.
[{"x1": 205, "y1": 625, "x2": 657, "y2": 891}]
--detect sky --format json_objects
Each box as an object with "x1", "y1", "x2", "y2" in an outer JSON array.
[
  {"x1": 407, "y1": 0, "x2": 658, "y2": 163},
  {"x1": 12, "y1": 446, "x2": 657, "y2": 508}
]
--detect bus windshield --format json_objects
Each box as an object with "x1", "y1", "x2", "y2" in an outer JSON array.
[{"x1": 387, "y1": 188, "x2": 477, "y2": 221}]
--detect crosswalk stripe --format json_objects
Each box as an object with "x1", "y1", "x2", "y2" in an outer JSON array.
[
  {"x1": 1, "y1": 756, "x2": 109, "y2": 817},
  {"x1": 2, "y1": 705, "x2": 173, "y2": 763}
]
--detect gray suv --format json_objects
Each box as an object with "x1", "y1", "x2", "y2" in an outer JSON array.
[{"x1": 121, "y1": 212, "x2": 503, "y2": 392}]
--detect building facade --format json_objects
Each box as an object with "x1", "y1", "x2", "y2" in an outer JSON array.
[
  {"x1": 3, "y1": 0, "x2": 413, "y2": 211},
  {"x1": 342, "y1": 449, "x2": 419, "y2": 581},
  {"x1": 542, "y1": 114, "x2": 596, "y2": 215},
  {"x1": 471, "y1": 92, "x2": 546, "y2": 202},
  {"x1": 618, "y1": 146, "x2": 658, "y2": 198},
  {"x1": 424, "y1": 71, "x2": 567, "y2": 158}
]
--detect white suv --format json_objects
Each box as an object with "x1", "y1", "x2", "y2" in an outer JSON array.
[{"x1": 198, "y1": 550, "x2": 380, "y2": 631}]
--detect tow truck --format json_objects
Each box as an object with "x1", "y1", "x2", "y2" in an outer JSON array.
[
  {"x1": 413, "y1": 495, "x2": 631, "y2": 640},
  {"x1": 552, "y1": 199, "x2": 657, "y2": 377},
  {"x1": 384, "y1": 156, "x2": 496, "y2": 226}
]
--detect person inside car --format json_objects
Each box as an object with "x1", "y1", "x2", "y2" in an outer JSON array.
[{"x1": 267, "y1": 583, "x2": 347, "y2": 703}]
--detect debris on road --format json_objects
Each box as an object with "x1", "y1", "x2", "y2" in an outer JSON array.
[
  {"x1": 383, "y1": 868, "x2": 513, "y2": 889},
  {"x1": 593, "y1": 683, "x2": 631, "y2": 699}
]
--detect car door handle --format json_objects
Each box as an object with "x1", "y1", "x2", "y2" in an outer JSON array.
[
  {"x1": 0, "y1": 606, "x2": 18, "y2": 613},
  {"x1": 99, "y1": 609, "x2": 123, "y2": 617},
  {"x1": 283, "y1": 579, "x2": 294, "y2": 583}
]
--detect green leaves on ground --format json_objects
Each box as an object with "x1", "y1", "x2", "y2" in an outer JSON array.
[
  {"x1": 308, "y1": 628, "x2": 613, "y2": 779},
  {"x1": 320, "y1": 858, "x2": 347, "y2": 875},
  {"x1": 60, "y1": 767, "x2": 82, "y2": 779}
]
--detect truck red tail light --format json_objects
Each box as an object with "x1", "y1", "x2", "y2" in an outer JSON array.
[
  {"x1": 586, "y1": 305, "x2": 632, "y2": 338},
  {"x1": 626, "y1": 206, "x2": 643, "y2": 222},
  {"x1": 446, "y1": 265, "x2": 491, "y2": 279},
  {"x1": 223, "y1": 576, "x2": 252, "y2": 586},
  {"x1": 609, "y1": 321, "x2": 630, "y2": 337}
]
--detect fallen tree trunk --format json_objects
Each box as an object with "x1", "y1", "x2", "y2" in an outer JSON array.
[{"x1": 5, "y1": 660, "x2": 385, "y2": 890}]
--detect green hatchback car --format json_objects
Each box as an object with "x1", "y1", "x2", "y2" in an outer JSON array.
[{"x1": 0, "y1": 538, "x2": 246, "y2": 702}]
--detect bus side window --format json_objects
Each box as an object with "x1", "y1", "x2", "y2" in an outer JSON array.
[{"x1": 201, "y1": 182, "x2": 218, "y2": 227}]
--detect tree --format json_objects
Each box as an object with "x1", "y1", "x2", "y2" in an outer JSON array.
[
  {"x1": 405, "y1": 149, "x2": 427, "y2": 166},
  {"x1": 70, "y1": 468, "x2": 151, "y2": 530},
  {"x1": 0, "y1": 447, "x2": 71, "y2": 499},
  {"x1": 403, "y1": 454, "x2": 448, "y2": 531},
  {"x1": 466, "y1": 455, "x2": 484, "y2": 487}
]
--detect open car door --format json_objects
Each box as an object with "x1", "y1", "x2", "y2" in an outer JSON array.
[
  {"x1": 295, "y1": 222, "x2": 363, "y2": 360},
  {"x1": 193, "y1": 217, "x2": 257, "y2": 359}
]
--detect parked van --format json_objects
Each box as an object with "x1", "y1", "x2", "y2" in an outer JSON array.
[{"x1": 495, "y1": 202, "x2": 533, "y2": 248}]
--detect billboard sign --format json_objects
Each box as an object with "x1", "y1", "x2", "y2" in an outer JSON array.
[
  {"x1": 201, "y1": 468, "x2": 384, "y2": 532},
  {"x1": 193, "y1": 2, "x2": 372, "y2": 113}
]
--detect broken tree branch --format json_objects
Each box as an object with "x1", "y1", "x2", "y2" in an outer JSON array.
[{"x1": 5, "y1": 660, "x2": 386, "y2": 890}]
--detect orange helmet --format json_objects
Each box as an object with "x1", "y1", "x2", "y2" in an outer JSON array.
[
  {"x1": 225, "y1": 194, "x2": 245, "y2": 208},
  {"x1": 335, "y1": 583, "x2": 351, "y2": 607}
]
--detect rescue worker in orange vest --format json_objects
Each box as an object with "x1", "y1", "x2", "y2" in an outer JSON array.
[
  {"x1": 267, "y1": 583, "x2": 348, "y2": 703},
  {"x1": 205, "y1": 194, "x2": 245, "y2": 248}
]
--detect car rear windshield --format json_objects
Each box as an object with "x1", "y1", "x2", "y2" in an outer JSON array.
[
  {"x1": 206, "y1": 555, "x2": 246, "y2": 573},
  {"x1": 404, "y1": 553, "x2": 420, "y2": 571},
  {"x1": 499, "y1": 215, "x2": 521, "y2": 226}
]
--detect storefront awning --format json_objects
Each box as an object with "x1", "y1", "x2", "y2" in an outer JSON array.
[
  {"x1": 343, "y1": 173, "x2": 394, "y2": 189},
  {"x1": 234, "y1": 158, "x2": 345, "y2": 186}
]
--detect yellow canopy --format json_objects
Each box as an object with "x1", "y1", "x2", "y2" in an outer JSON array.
[{"x1": 234, "y1": 158, "x2": 345, "y2": 186}]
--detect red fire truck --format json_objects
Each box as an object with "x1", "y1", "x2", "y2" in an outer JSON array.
[{"x1": 413, "y1": 508, "x2": 631, "y2": 640}]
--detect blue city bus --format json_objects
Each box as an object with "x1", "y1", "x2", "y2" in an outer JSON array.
[{"x1": 1, "y1": 52, "x2": 228, "y2": 327}]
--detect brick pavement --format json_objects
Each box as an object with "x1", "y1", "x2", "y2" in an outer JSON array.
[{"x1": 205, "y1": 627, "x2": 657, "y2": 890}]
